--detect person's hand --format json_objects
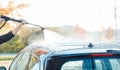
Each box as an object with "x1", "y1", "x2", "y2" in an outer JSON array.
[
  {"x1": 20, "y1": 19, "x2": 27, "y2": 25},
  {"x1": 12, "y1": 19, "x2": 27, "y2": 35},
  {"x1": 0, "y1": 18, "x2": 4, "y2": 24}
]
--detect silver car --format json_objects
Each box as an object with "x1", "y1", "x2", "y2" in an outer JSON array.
[{"x1": 1, "y1": 43, "x2": 120, "y2": 70}]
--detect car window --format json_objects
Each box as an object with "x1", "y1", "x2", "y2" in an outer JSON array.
[
  {"x1": 109, "y1": 58, "x2": 120, "y2": 70},
  {"x1": 61, "y1": 60, "x2": 83, "y2": 70},
  {"x1": 61, "y1": 57, "x2": 120, "y2": 70},
  {"x1": 61, "y1": 59, "x2": 92, "y2": 70},
  {"x1": 9, "y1": 52, "x2": 25, "y2": 70},
  {"x1": 9, "y1": 51, "x2": 40, "y2": 70}
]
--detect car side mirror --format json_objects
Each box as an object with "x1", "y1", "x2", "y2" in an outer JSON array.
[{"x1": 0, "y1": 66, "x2": 6, "y2": 70}]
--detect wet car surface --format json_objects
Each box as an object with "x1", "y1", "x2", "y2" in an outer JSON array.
[{"x1": 7, "y1": 43, "x2": 120, "y2": 70}]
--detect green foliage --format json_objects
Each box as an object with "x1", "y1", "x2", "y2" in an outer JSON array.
[
  {"x1": 0, "y1": 27, "x2": 45, "y2": 53},
  {"x1": 0, "y1": 56, "x2": 14, "y2": 61},
  {"x1": 0, "y1": 35, "x2": 26, "y2": 53}
]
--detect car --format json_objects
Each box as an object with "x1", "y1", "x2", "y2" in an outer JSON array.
[{"x1": 2, "y1": 43, "x2": 120, "y2": 70}]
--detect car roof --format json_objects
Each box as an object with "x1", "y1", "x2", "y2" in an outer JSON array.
[
  {"x1": 52, "y1": 49, "x2": 112, "y2": 55},
  {"x1": 24, "y1": 43, "x2": 120, "y2": 56}
]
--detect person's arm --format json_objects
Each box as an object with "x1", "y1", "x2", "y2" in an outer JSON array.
[
  {"x1": 0, "y1": 31, "x2": 15, "y2": 44},
  {"x1": 12, "y1": 20, "x2": 26, "y2": 35},
  {"x1": 0, "y1": 20, "x2": 26, "y2": 44}
]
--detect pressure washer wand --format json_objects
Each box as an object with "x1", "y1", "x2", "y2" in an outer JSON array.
[
  {"x1": 27, "y1": 23, "x2": 44, "y2": 30},
  {"x1": 1, "y1": 15, "x2": 43, "y2": 28}
]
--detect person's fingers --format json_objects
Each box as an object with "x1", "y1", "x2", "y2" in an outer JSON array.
[
  {"x1": 0, "y1": 18, "x2": 4, "y2": 23},
  {"x1": 21, "y1": 19, "x2": 27, "y2": 25}
]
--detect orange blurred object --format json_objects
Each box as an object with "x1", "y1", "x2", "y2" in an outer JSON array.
[{"x1": 34, "y1": 49, "x2": 48, "y2": 56}]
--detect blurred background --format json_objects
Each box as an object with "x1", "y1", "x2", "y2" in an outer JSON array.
[{"x1": 1, "y1": 0, "x2": 120, "y2": 69}]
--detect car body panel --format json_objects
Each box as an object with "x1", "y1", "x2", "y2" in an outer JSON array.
[{"x1": 9, "y1": 43, "x2": 120, "y2": 70}]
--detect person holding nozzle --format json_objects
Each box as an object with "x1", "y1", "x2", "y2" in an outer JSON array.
[
  {"x1": 0, "y1": 15, "x2": 47, "y2": 55},
  {"x1": 0, "y1": 16, "x2": 27, "y2": 44}
]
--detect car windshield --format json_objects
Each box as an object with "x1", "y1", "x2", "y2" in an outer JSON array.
[
  {"x1": 9, "y1": 46, "x2": 49, "y2": 70},
  {"x1": 9, "y1": 51, "x2": 40, "y2": 70},
  {"x1": 61, "y1": 57, "x2": 120, "y2": 70}
]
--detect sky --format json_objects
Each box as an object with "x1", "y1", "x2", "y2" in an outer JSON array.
[{"x1": 1, "y1": 0, "x2": 120, "y2": 32}]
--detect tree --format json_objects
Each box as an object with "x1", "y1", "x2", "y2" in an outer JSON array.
[
  {"x1": 0, "y1": 0, "x2": 30, "y2": 53},
  {"x1": 0, "y1": 0, "x2": 30, "y2": 34},
  {"x1": 0, "y1": 35, "x2": 25, "y2": 53}
]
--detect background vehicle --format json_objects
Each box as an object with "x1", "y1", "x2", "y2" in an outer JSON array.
[
  {"x1": 0, "y1": 66, "x2": 6, "y2": 70},
  {"x1": 4, "y1": 43, "x2": 120, "y2": 70}
]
